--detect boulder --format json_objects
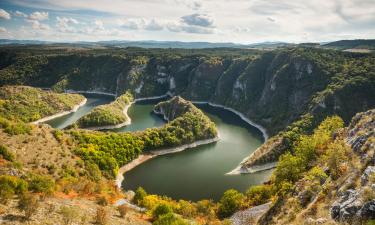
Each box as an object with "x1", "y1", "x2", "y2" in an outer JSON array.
[
  {"x1": 331, "y1": 189, "x2": 363, "y2": 222},
  {"x1": 357, "y1": 200, "x2": 375, "y2": 220},
  {"x1": 361, "y1": 166, "x2": 375, "y2": 186}
]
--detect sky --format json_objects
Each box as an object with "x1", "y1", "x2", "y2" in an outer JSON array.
[{"x1": 0, "y1": 0, "x2": 374, "y2": 44}]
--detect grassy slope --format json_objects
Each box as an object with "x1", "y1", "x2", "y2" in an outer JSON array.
[
  {"x1": 76, "y1": 93, "x2": 133, "y2": 128},
  {"x1": 0, "y1": 85, "x2": 85, "y2": 123}
]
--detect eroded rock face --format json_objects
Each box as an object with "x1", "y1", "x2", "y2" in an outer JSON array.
[
  {"x1": 330, "y1": 109, "x2": 375, "y2": 223},
  {"x1": 361, "y1": 166, "x2": 375, "y2": 186},
  {"x1": 331, "y1": 189, "x2": 363, "y2": 221},
  {"x1": 230, "y1": 202, "x2": 272, "y2": 225}
]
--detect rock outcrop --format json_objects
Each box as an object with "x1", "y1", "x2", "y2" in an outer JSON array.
[{"x1": 330, "y1": 109, "x2": 375, "y2": 223}]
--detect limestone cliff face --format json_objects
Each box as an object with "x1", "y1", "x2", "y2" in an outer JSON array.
[
  {"x1": 1, "y1": 48, "x2": 374, "y2": 167},
  {"x1": 153, "y1": 96, "x2": 196, "y2": 121}
]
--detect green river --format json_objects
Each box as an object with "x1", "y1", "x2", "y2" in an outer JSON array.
[{"x1": 46, "y1": 95, "x2": 272, "y2": 201}]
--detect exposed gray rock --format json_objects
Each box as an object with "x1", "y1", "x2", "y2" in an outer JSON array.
[
  {"x1": 230, "y1": 202, "x2": 272, "y2": 225},
  {"x1": 331, "y1": 189, "x2": 363, "y2": 222},
  {"x1": 361, "y1": 166, "x2": 375, "y2": 186},
  {"x1": 357, "y1": 200, "x2": 375, "y2": 220}
]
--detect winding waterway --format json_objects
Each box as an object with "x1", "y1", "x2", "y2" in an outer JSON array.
[{"x1": 46, "y1": 96, "x2": 272, "y2": 201}]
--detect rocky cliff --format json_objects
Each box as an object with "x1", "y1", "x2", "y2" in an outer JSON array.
[{"x1": 1, "y1": 47, "x2": 374, "y2": 168}]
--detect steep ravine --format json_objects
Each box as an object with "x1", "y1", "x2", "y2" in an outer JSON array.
[{"x1": 1, "y1": 48, "x2": 374, "y2": 171}]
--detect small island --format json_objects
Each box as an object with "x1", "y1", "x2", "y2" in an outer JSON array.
[{"x1": 75, "y1": 92, "x2": 133, "y2": 129}]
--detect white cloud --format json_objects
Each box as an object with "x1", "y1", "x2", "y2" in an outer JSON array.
[
  {"x1": 267, "y1": 17, "x2": 276, "y2": 22},
  {"x1": 26, "y1": 19, "x2": 50, "y2": 30},
  {"x1": 181, "y1": 13, "x2": 214, "y2": 27},
  {"x1": 0, "y1": 27, "x2": 7, "y2": 32},
  {"x1": 56, "y1": 16, "x2": 78, "y2": 32},
  {"x1": 3, "y1": 0, "x2": 375, "y2": 43},
  {"x1": 94, "y1": 19, "x2": 104, "y2": 31},
  {"x1": 144, "y1": 19, "x2": 164, "y2": 31},
  {"x1": 29, "y1": 11, "x2": 49, "y2": 21},
  {"x1": 119, "y1": 18, "x2": 143, "y2": 30},
  {"x1": 0, "y1": 9, "x2": 11, "y2": 20},
  {"x1": 14, "y1": 10, "x2": 27, "y2": 17}
]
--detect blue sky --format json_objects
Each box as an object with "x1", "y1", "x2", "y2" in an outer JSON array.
[{"x1": 0, "y1": 0, "x2": 374, "y2": 43}]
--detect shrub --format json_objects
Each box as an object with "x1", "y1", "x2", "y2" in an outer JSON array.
[
  {"x1": 177, "y1": 200, "x2": 196, "y2": 218},
  {"x1": 0, "y1": 145, "x2": 14, "y2": 161},
  {"x1": 4, "y1": 122, "x2": 32, "y2": 135},
  {"x1": 0, "y1": 175, "x2": 28, "y2": 203},
  {"x1": 52, "y1": 130, "x2": 64, "y2": 142},
  {"x1": 85, "y1": 162, "x2": 102, "y2": 182},
  {"x1": 217, "y1": 189, "x2": 244, "y2": 219},
  {"x1": 133, "y1": 187, "x2": 147, "y2": 205},
  {"x1": 96, "y1": 207, "x2": 108, "y2": 225},
  {"x1": 153, "y1": 203, "x2": 173, "y2": 219},
  {"x1": 273, "y1": 152, "x2": 306, "y2": 186},
  {"x1": 29, "y1": 175, "x2": 55, "y2": 195},
  {"x1": 96, "y1": 195, "x2": 109, "y2": 206},
  {"x1": 245, "y1": 185, "x2": 273, "y2": 206},
  {"x1": 153, "y1": 212, "x2": 188, "y2": 225},
  {"x1": 60, "y1": 206, "x2": 80, "y2": 225},
  {"x1": 322, "y1": 140, "x2": 349, "y2": 179},
  {"x1": 117, "y1": 204, "x2": 128, "y2": 218},
  {"x1": 18, "y1": 193, "x2": 40, "y2": 220}
]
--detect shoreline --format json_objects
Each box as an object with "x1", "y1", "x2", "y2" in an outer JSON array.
[
  {"x1": 115, "y1": 136, "x2": 219, "y2": 188},
  {"x1": 82, "y1": 102, "x2": 133, "y2": 130},
  {"x1": 31, "y1": 98, "x2": 87, "y2": 124},
  {"x1": 82, "y1": 92, "x2": 172, "y2": 130},
  {"x1": 192, "y1": 101, "x2": 271, "y2": 175},
  {"x1": 62, "y1": 90, "x2": 272, "y2": 175},
  {"x1": 65, "y1": 89, "x2": 116, "y2": 97},
  {"x1": 226, "y1": 161, "x2": 277, "y2": 175},
  {"x1": 192, "y1": 101, "x2": 268, "y2": 141}
]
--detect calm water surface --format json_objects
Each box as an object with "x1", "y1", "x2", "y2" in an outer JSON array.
[{"x1": 46, "y1": 96, "x2": 272, "y2": 201}]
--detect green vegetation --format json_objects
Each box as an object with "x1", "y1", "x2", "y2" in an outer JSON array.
[
  {"x1": 0, "y1": 144, "x2": 14, "y2": 161},
  {"x1": 72, "y1": 96, "x2": 217, "y2": 178},
  {"x1": 0, "y1": 116, "x2": 32, "y2": 135},
  {"x1": 0, "y1": 85, "x2": 85, "y2": 123},
  {"x1": 76, "y1": 92, "x2": 133, "y2": 128},
  {"x1": 217, "y1": 189, "x2": 244, "y2": 219}
]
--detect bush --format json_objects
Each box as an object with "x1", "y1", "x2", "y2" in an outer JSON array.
[
  {"x1": 117, "y1": 204, "x2": 128, "y2": 218},
  {"x1": 96, "y1": 207, "x2": 108, "y2": 225},
  {"x1": 323, "y1": 140, "x2": 349, "y2": 179},
  {"x1": 29, "y1": 175, "x2": 55, "y2": 195},
  {"x1": 153, "y1": 212, "x2": 187, "y2": 225},
  {"x1": 0, "y1": 145, "x2": 14, "y2": 161},
  {"x1": 217, "y1": 189, "x2": 244, "y2": 219},
  {"x1": 85, "y1": 162, "x2": 102, "y2": 182},
  {"x1": 18, "y1": 193, "x2": 40, "y2": 220},
  {"x1": 246, "y1": 185, "x2": 273, "y2": 206},
  {"x1": 133, "y1": 187, "x2": 147, "y2": 205},
  {"x1": 4, "y1": 122, "x2": 32, "y2": 135},
  {"x1": 273, "y1": 152, "x2": 306, "y2": 187},
  {"x1": 60, "y1": 206, "x2": 80, "y2": 225},
  {"x1": 153, "y1": 203, "x2": 173, "y2": 219},
  {"x1": 0, "y1": 175, "x2": 28, "y2": 203}
]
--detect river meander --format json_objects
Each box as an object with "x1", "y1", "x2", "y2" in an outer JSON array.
[{"x1": 46, "y1": 95, "x2": 272, "y2": 201}]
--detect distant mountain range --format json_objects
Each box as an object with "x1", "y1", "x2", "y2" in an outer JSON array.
[
  {"x1": 0, "y1": 39, "x2": 374, "y2": 50},
  {"x1": 0, "y1": 39, "x2": 292, "y2": 49}
]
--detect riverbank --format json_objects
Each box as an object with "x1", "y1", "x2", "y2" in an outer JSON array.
[
  {"x1": 192, "y1": 101, "x2": 272, "y2": 175},
  {"x1": 115, "y1": 136, "x2": 219, "y2": 188},
  {"x1": 83, "y1": 92, "x2": 172, "y2": 130},
  {"x1": 82, "y1": 102, "x2": 133, "y2": 130},
  {"x1": 31, "y1": 98, "x2": 87, "y2": 124},
  {"x1": 192, "y1": 101, "x2": 268, "y2": 141}
]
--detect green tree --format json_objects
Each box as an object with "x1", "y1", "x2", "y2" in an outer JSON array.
[
  {"x1": 217, "y1": 189, "x2": 244, "y2": 218},
  {"x1": 133, "y1": 187, "x2": 147, "y2": 205},
  {"x1": 153, "y1": 203, "x2": 173, "y2": 219}
]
